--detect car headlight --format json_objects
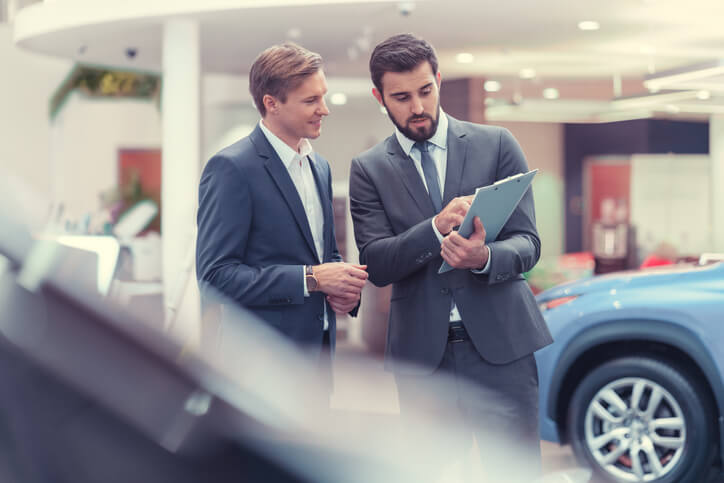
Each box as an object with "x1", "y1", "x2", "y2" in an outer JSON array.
[{"x1": 539, "y1": 295, "x2": 578, "y2": 312}]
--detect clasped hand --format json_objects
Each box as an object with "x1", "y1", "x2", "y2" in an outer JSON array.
[{"x1": 314, "y1": 262, "x2": 368, "y2": 314}]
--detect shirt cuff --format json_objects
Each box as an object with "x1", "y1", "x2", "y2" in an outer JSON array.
[
  {"x1": 431, "y1": 217, "x2": 444, "y2": 243},
  {"x1": 302, "y1": 265, "x2": 309, "y2": 297},
  {"x1": 471, "y1": 246, "x2": 492, "y2": 274}
]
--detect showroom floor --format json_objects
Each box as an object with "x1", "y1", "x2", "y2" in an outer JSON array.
[{"x1": 332, "y1": 340, "x2": 724, "y2": 483}]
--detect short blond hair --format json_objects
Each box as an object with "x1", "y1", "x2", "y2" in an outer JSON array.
[{"x1": 249, "y1": 42, "x2": 323, "y2": 117}]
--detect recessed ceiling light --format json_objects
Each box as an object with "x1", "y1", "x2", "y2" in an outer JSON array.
[
  {"x1": 578, "y1": 21, "x2": 600, "y2": 31},
  {"x1": 287, "y1": 27, "x2": 302, "y2": 39},
  {"x1": 697, "y1": 90, "x2": 711, "y2": 100},
  {"x1": 543, "y1": 88, "x2": 560, "y2": 100},
  {"x1": 484, "y1": 80, "x2": 502, "y2": 92},
  {"x1": 456, "y1": 53, "x2": 474, "y2": 64},
  {"x1": 330, "y1": 93, "x2": 347, "y2": 106},
  {"x1": 519, "y1": 68, "x2": 536, "y2": 80}
]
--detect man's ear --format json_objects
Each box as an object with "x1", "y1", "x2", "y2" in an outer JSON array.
[
  {"x1": 372, "y1": 88, "x2": 384, "y2": 106},
  {"x1": 262, "y1": 94, "x2": 277, "y2": 114}
]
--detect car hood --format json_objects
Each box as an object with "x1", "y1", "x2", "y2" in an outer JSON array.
[{"x1": 536, "y1": 262, "x2": 723, "y2": 302}]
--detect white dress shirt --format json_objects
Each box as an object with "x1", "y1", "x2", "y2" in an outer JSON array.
[
  {"x1": 259, "y1": 121, "x2": 328, "y2": 330},
  {"x1": 394, "y1": 111, "x2": 492, "y2": 322}
]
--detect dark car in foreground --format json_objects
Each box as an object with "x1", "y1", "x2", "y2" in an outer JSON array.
[{"x1": 536, "y1": 256, "x2": 724, "y2": 483}]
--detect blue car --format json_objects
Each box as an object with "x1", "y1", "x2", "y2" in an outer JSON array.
[{"x1": 536, "y1": 257, "x2": 724, "y2": 483}]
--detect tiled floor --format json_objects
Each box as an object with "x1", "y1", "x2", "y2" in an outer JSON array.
[
  {"x1": 331, "y1": 340, "x2": 585, "y2": 480},
  {"x1": 331, "y1": 340, "x2": 724, "y2": 483}
]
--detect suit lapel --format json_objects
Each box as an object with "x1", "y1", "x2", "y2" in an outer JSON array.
[
  {"x1": 442, "y1": 116, "x2": 468, "y2": 205},
  {"x1": 251, "y1": 126, "x2": 319, "y2": 261},
  {"x1": 308, "y1": 154, "x2": 330, "y2": 262},
  {"x1": 385, "y1": 136, "x2": 436, "y2": 217}
]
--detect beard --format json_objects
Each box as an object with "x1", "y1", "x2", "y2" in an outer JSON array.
[{"x1": 384, "y1": 100, "x2": 441, "y2": 142}]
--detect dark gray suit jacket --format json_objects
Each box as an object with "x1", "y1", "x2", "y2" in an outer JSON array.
[
  {"x1": 196, "y1": 125, "x2": 343, "y2": 356},
  {"x1": 349, "y1": 116, "x2": 552, "y2": 374}
]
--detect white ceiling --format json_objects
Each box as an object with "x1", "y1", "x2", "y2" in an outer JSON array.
[{"x1": 13, "y1": 0, "x2": 724, "y2": 122}]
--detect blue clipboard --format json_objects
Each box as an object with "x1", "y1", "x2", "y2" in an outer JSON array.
[{"x1": 438, "y1": 169, "x2": 538, "y2": 274}]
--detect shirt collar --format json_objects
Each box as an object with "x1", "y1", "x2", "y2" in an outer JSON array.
[
  {"x1": 259, "y1": 120, "x2": 313, "y2": 169},
  {"x1": 394, "y1": 110, "x2": 448, "y2": 157}
]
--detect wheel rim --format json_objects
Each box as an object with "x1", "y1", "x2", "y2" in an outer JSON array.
[{"x1": 584, "y1": 377, "x2": 686, "y2": 482}]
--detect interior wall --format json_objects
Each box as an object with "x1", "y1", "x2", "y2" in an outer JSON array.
[
  {"x1": 0, "y1": 24, "x2": 71, "y2": 199},
  {"x1": 563, "y1": 119, "x2": 709, "y2": 253},
  {"x1": 50, "y1": 94, "x2": 162, "y2": 220},
  {"x1": 495, "y1": 121, "x2": 565, "y2": 258}
]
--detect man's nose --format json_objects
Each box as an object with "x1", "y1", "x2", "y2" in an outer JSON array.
[
  {"x1": 411, "y1": 96, "x2": 424, "y2": 115},
  {"x1": 319, "y1": 98, "x2": 330, "y2": 116}
]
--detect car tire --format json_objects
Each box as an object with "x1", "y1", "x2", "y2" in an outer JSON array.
[{"x1": 567, "y1": 357, "x2": 716, "y2": 483}]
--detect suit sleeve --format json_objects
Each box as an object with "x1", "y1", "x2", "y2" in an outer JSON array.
[
  {"x1": 196, "y1": 155, "x2": 304, "y2": 307},
  {"x1": 349, "y1": 157, "x2": 440, "y2": 287},
  {"x1": 325, "y1": 163, "x2": 343, "y2": 264},
  {"x1": 481, "y1": 128, "x2": 541, "y2": 285}
]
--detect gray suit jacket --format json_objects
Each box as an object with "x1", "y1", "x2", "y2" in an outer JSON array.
[
  {"x1": 196, "y1": 125, "x2": 344, "y2": 356},
  {"x1": 349, "y1": 116, "x2": 552, "y2": 374}
]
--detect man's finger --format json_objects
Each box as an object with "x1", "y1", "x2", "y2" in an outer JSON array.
[
  {"x1": 473, "y1": 216, "x2": 484, "y2": 233},
  {"x1": 444, "y1": 231, "x2": 466, "y2": 248},
  {"x1": 346, "y1": 277, "x2": 366, "y2": 288},
  {"x1": 347, "y1": 268, "x2": 369, "y2": 279}
]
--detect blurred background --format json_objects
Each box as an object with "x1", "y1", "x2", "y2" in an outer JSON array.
[{"x1": 2, "y1": 0, "x2": 724, "y2": 480}]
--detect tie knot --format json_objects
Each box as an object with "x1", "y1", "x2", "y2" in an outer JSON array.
[{"x1": 414, "y1": 141, "x2": 429, "y2": 153}]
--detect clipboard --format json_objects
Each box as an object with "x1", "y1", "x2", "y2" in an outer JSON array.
[{"x1": 438, "y1": 169, "x2": 538, "y2": 273}]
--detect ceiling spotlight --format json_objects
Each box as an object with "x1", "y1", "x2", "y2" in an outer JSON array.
[
  {"x1": 456, "y1": 53, "x2": 474, "y2": 64},
  {"x1": 484, "y1": 80, "x2": 502, "y2": 92},
  {"x1": 356, "y1": 36, "x2": 371, "y2": 52},
  {"x1": 697, "y1": 90, "x2": 711, "y2": 100},
  {"x1": 397, "y1": 1, "x2": 415, "y2": 16},
  {"x1": 519, "y1": 68, "x2": 536, "y2": 80},
  {"x1": 287, "y1": 27, "x2": 302, "y2": 39},
  {"x1": 543, "y1": 88, "x2": 560, "y2": 100},
  {"x1": 330, "y1": 93, "x2": 347, "y2": 106},
  {"x1": 578, "y1": 20, "x2": 600, "y2": 31}
]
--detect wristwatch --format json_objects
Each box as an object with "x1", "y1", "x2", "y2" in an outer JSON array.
[{"x1": 305, "y1": 265, "x2": 318, "y2": 292}]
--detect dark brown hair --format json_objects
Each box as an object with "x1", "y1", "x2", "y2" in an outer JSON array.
[
  {"x1": 249, "y1": 42, "x2": 323, "y2": 117},
  {"x1": 369, "y1": 33, "x2": 438, "y2": 93}
]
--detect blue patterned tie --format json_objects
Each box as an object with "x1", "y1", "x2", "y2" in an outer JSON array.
[{"x1": 414, "y1": 141, "x2": 442, "y2": 212}]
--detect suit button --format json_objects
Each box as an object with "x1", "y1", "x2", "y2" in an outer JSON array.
[
  {"x1": 285, "y1": 297, "x2": 292, "y2": 303},
  {"x1": 440, "y1": 288, "x2": 450, "y2": 295}
]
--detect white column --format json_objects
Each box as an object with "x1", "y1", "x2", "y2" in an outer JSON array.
[
  {"x1": 711, "y1": 116, "x2": 724, "y2": 253},
  {"x1": 161, "y1": 19, "x2": 202, "y2": 343}
]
